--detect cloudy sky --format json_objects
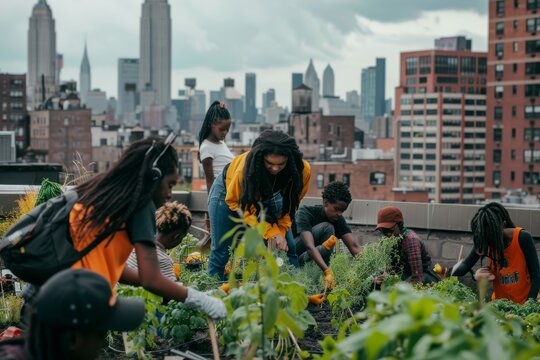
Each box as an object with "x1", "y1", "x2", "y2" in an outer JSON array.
[{"x1": 0, "y1": 0, "x2": 488, "y2": 109}]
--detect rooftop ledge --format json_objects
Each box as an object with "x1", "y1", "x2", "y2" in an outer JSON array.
[{"x1": 2, "y1": 187, "x2": 537, "y2": 237}]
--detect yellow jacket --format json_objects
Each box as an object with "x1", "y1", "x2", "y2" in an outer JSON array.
[{"x1": 224, "y1": 151, "x2": 311, "y2": 239}]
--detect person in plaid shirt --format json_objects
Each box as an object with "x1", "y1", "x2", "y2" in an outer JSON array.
[{"x1": 373, "y1": 206, "x2": 440, "y2": 286}]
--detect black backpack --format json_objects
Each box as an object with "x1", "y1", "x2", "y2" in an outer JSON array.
[{"x1": 0, "y1": 190, "x2": 106, "y2": 285}]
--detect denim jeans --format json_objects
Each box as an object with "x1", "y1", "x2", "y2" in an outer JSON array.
[{"x1": 207, "y1": 173, "x2": 299, "y2": 279}]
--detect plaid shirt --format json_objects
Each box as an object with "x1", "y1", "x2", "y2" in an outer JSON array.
[{"x1": 401, "y1": 227, "x2": 431, "y2": 283}]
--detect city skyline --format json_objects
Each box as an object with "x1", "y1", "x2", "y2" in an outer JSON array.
[{"x1": 0, "y1": 0, "x2": 487, "y2": 108}]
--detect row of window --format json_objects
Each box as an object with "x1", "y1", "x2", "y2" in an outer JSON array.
[
  {"x1": 400, "y1": 109, "x2": 486, "y2": 116},
  {"x1": 497, "y1": 0, "x2": 540, "y2": 16},
  {"x1": 405, "y1": 56, "x2": 487, "y2": 75},
  {"x1": 493, "y1": 171, "x2": 540, "y2": 185},
  {"x1": 401, "y1": 98, "x2": 486, "y2": 106},
  {"x1": 493, "y1": 149, "x2": 540, "y2": 163},
  {"x1": 496, "y1": 17, "x2": 540, "y2": 36},
  {"x1": 1, "y1": 114, "x2": 25, "y2": 121},
  {"x1": 404, "y1": 87, "x2": 487, "y2": 95},
  {"x1": 316, "y1": 173, "x2": 387, "y2": 188},
  {"x1": 495, "y1": 61, "x2": 540, "y2": 77}
]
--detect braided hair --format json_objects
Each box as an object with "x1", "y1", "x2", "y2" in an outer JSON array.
[
  {"x1": 156, "y1": 201, "x2": 192, "y2": 234},
  {"x1": 241, "y1": 130, "x2": 304, "y2": 223},
  {"x1": 198, "y1": 101, "x2": 231, "y2": 151},
  {"x1": 470, "y1": 202, "x2": 516, "y2": 269},
  {"x1": 75, "y1": 136, "x2": 178, "y2": 244},
  {"x1": 322, "y1": 181, "x2": 352, "y2": 205}
]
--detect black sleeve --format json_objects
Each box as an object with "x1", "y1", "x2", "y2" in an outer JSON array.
[
  {"x1": 450, "y1": 248, "x2": 480, "y2": 276},
  {"x1": 334, "y1": 216, "x2": 352, "y2": 238},
  {"x1": 518, "y1": 231, "x2": 540, "y2": 299},
  {"x1": 127, "y1": 201, "x2": 157, "y2": 246},
  {"x1": 294, "y1": 206, "x2": 313, "y2": 235}
]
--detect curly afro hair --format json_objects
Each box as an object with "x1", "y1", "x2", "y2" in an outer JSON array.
[
  {"x1": 155, "y1": 201, "x2": 192, "y2": 234},
  {"x1": 322, "y1": 181, "x2": 352, "y2": 205}
]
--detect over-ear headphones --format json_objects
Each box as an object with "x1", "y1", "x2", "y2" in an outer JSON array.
[
  {"x1": 145, "y1": 133, "x2": 178, "y2": 182},
  {"x1": 150, "y1": 162, "x2": 162, "y2": 182}
]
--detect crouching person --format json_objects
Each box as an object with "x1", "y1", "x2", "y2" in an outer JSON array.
[{"x1": 0, "y1": 269, "x2": 145, "y2": 360}]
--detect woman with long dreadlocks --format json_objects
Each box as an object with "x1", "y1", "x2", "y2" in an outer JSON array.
[
  {"x1": 207, "y1": 130, "x2": 311, "y2": 278},
  {"x1": 452, "y1": 202, "x2": 540, "y2": 303},
  {"x1": 67, "y1": 135, "x2": 226, "y2": 319}
]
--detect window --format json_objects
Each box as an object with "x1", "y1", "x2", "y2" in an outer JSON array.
[
  {"x1": 496, "y1": 21, "x2": 505, "y2": 35},
  {"x1": 513, "y1": 63, "x2": 518, "y2": 72},
  {"x1": 327, "y1": 124, "x2": 333, "y2": 134},
  {"x1": 515, "y1": 0, "x2": 520, "y2": 7},
  {"x1": 400, "y1": 153, "x2": 411, "y2": 159},
  {"x1": 407, "y1": 77, "x2": 417, "y2": 85},
  {"x1": 526, "y1": 40, "x2": 540, "y2": 54},
  {"x1": 496, "y1": 43, "x2": 504, "y2": 58},
  {"x1": 405, "y1": 57, "x2": 418, "y2": 75},
  {"x1": 512, "y1": 106, "x2": 517, "y2": 116},
  {"x1": 512, "y1": 149, "x2": 517, "y2": 160},
  {"x1": 525, "y1": 61, "x2": 540, "y2": 75},
  {"x1": 400, "y1": 164, "x2": 410, "y2": 170},
  {"x1": 494, "y1": 149, "x2": 502, "y2": 163},
  {"x1": 525, "y1": 105, "x2": 540, "y2": 118},
  {"x1": 497, "y1": 0, "x2": 505, "y2": 15},
  {"x1": 435, "y1": 56, "x2": 458, "y2": 74},
  {"x1": 524, "y1": 128, "x2": 540, "y2": 140},
  {"x1": 526, "y1": 18, "x2": 540, "y2": 33},
  {"x1": 513, "y1": 41, "x2": 519, "y2": 52},
  {"x1": 317, "y1": 174, "x2": 324, "y2": 188},
  {"x1": 336, "y1": 125, "x2": 341, "y2": 138},
  {"x1": 511, "y1": 171, "x2": 516, "y2": 181},
  {"x1": 523, "y1": 171, "x2": 540, "y2": 184},
  {"x1": 419, "y1": 56, "x2": 431, "y2": 74},
  {"x1": 527, "y1": 0, "x2": 539, "y2": 10},
  {"x1": 495, "y1": 63, "x2": 504, "y2": 79},
  {"x1": 327, "y1": 140, "x2": 333, "y2": 147},
  {"x1": 370, "y1": 172, "x2": 386, "y2": 185},
  {"x1": 512, "y1": 128, "x2": 517, "y2": 138},
  {"x1": 524, "y1": 149, "x2": 540, "y2": 162},
  {"x1": 493, "y1": 171, "x2": 502, "y2": 185},
  {"x1": 100, "y1": 138, "x2": 107, "y2": 146},
  {"x1": 525, "y1": 84, "x2": 540, "y2": 96},
  {"x1": 514, "y1": 20, "x2": 519, "y2": 30},
  {"x1": 460, "y1": 57, "x2": 476, "y2": 75},
  {"x1": 342, "y1": 173, "x2": 350, "y2": 186},
  {"x1": 494, "y1": 128, "x2": 503, "y2": 141},
  {"x1": 495, "y1": 86, "x2": 504, "y2": 98}
]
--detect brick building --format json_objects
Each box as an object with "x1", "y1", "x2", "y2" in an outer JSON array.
[
  {"x1": 30, "y1": 108, "x2": 92, "y2": 174},
  {"x1": 307, "y1": 160, "x2": 428, "y2": 202},
  {"x1": 394, "y1": 40, "x2": 488, "y2": 203},
  {"x1": 486, "y1": 0, "x2": 540, "y2": 201},
  {"x1": 0, "y1": 74, "x2": 28, "y2": 155}
]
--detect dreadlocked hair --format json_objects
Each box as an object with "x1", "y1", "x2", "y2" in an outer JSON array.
[
  {"x1": 241, "y1": 130, "x2": 304, "y2": 223},
  {"x1": 322, "y1": 181, "x2": 352, "y2": 204},
  {"x1": 198, "y1": 101, "x2": 231, "y2": 151},
  {"x1": 156, "y1": 201, "x2": 192, "y2": 234},
  {"x1": 470, "y1": 202, "x2": 516, "y2": 269},
  {"x1": 74, "y1": 136, "x2": 178, "y2": 244}
]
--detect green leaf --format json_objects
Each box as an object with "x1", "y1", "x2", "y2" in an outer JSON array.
[
  {"x1": 364, "y1": 330, "x2": 389, "y2": 360},
  {"x1": 263, "y1": 290, "x2": 279, "y2": 335},
  {"x1": 244, "y1": 228, "x2": 261, "y2": 259},
  {"x1": 221, "y1": 224, "x2": 243, "y2": 243}
]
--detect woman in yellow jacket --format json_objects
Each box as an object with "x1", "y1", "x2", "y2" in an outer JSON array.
[{"x1": 207, "y1": 130, "x2": 311, "y2": 278}]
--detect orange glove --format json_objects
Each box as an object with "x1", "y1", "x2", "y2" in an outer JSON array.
[
  {"x1": 173, "y1": 263, "x2": 181, "y2": 279},
  {"x1": 322, "y1": 235, "x2": 338, "y2": 250},
  {"x1": 219, "y1": 283, "x2": 231, "y2": 293},
  {"x1": 308, "y1": 293, "x2": 325, "y2": 305},
  {"x1": 323, "y1": 268, "x2": 335, "y2": 289}
]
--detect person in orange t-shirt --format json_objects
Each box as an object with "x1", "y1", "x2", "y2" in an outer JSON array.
[{"x1": 451, "y1": 202, "x2": 540, "y2": 304}]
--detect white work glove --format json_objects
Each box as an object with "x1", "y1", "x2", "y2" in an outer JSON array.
[{"x1": 185, "y1": 287, "x2": 227, "y2": 320}]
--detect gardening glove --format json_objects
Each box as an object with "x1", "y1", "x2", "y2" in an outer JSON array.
[
  {"x1": 173, "y1": 263, "x2": 181, "y2": 279},
  {"x1": 219, "y1": 283, "x2": 231, "y2": 294},
  {"x1": 308, "y1": 293, "x2": 325, "y2": 305},
  {"x1": 323, "y1": 268, "x2": 335, "y2": 289},
  {"x1": 185, "y1": 287, "x2": 227, "y2": 320},
  {"x1": 322, "y1": 235, "x2": 338, "y2": 250}
]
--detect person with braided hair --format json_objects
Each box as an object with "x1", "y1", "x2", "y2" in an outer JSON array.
[
  {"x1": 126, "y1": 201, "x2": 192, "y2": 281},
  {"x1": 65, "y1": 136, "x2": 226, "y2": 320},
  {"x1": 294, "y1": 182, "x2": 362, "y2": 292},
  {"x1": 207, "y1": 129, "x2": 311, "y2": 278},
  {"x1": 451, "y1": 202, "x2": 540, "y2": 303},
  {"x1": 198, "y1": 101, "x2": 234, "y2": 246}
]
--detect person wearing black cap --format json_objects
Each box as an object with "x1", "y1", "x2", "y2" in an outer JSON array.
[
  {"x1": 374, "y1": 206, "x2": 439, "y2": 286},
  {"x1": 0, "y1": 269, "x2": 145, "y2": 360}
]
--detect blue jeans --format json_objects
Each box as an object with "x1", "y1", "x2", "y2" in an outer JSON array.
[{"x1": 207, "y1": 173, "x2": 299, "y2": 279}]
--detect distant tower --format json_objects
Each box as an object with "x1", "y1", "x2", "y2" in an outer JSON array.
[
  {"x1": 244, "y1": 73, "x2": 257, "y2": 122},
  {"x1": 139, "y1": 0, "x2": 171, "y2": 107},
  {"x1": 28, "y1": 0, "x2": 57, "y2": 109},
  {"x1": 292, "y1": 73, "x2": 303, "y2": 90},
  {"x1": 322, "y1": 64, "x2": 335, "y2": 97},
  {"x1": 79, "y1": 42, "x2": 91, "y2": 105},
  {"x1": 304, "y1": 59, "x2": 320, "y2": 112}
]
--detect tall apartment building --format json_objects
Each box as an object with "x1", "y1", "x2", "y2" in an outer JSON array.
[
  {"x1": 486, "y1": 0, "x2": 540, "y2": 201},
  {"x1": 360, "y1": 58, "x2": 386, "y2": 132},
  {"x1": 244, "y1": 73, "x2": 257, "y2": 122},
  {"x1": 117, "y1": 58, "x2": 139, "y2": 124},
  {"x1": 0, "y1": 74, "x2": 28, "y2": 155},
  {"x1": 394, "y1": 42, "x2": 488, "y2": 203}
]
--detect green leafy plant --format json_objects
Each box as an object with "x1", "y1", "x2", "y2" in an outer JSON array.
[
  {"x1": 416, "y1": 276, "x2": 478, "y2": 304},
  {"x1": 116, "y1": 285, "x2": 164, "y2": 358},
  {"x1": 0, "y1": 294, "x2": 23, "y2": 325},
  {"x1": 218, "y1": 215, "x2": 316, "y2": 359},
  {"x1": 160, "y1": 300, "x2": 208, "y2": 342}
]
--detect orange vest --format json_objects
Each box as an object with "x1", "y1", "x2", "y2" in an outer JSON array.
[
  {"x1": 489, "y1": 227, "x2": 531, "y2": 304},
  {"x1": 69, "y1": 203, "x2": 134, "y2": 291}
]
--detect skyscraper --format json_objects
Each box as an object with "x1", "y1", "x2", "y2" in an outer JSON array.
[
  {"x1": 244, "y1": 73, "x2": 257, "y2": 122},
  {"x1": 262, "y1": 88, "x2": 275, "y2": 112},
  {"x1": 79, "y1": 42, "x2": 91, "y2": 105},
  {"x1": 304, "y1": 59, "x2": 320, "y2": 112},
  {"x1": 322, "y1": 64, "x2": 335, "y2": 97},
  {"x1": 360, "y1": 58, "x2": 386, "y2": 131},
  {"x1": 27, "y1": 0, "x2": 57, "y2": 109},
  {"x1": 139, "y1": 0, "x2": 171, "y2": 108},
  {"x1": 117, "y1": 58, "x2": 139, "y2": 124},
  {"x1": 292, "y1": 73, "x2": 303, "y2": 90},
  {"x1": 485, "y1": 1, "x2": 540, "y2": 202}
]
